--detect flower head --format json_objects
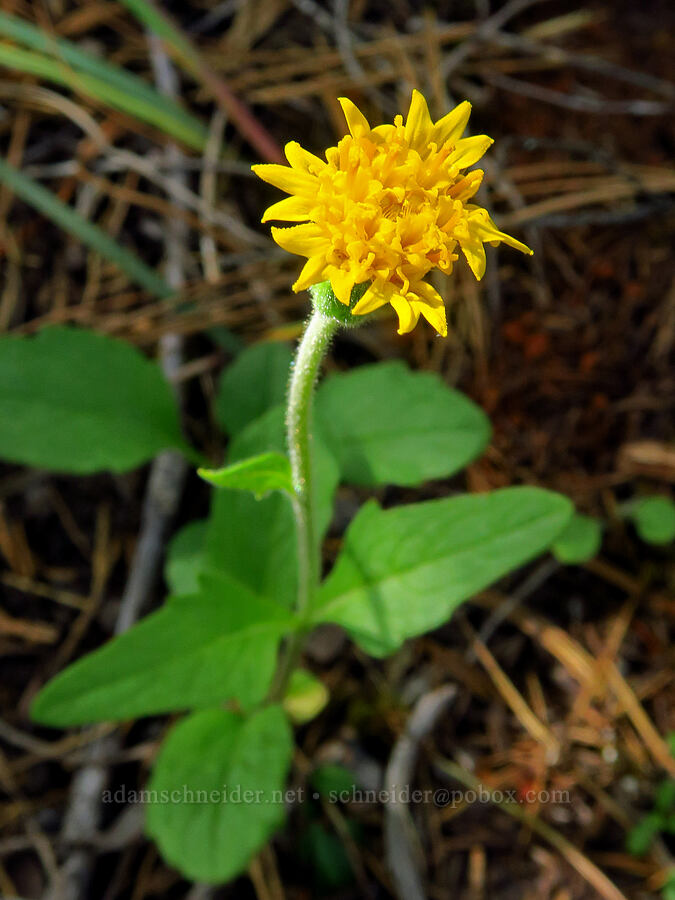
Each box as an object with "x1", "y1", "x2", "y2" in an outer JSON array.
[{"x1": 253, "y1": 90, "x2": 532, "y2": 337}]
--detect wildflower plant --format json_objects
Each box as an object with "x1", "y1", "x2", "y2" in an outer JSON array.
[{"x1": 7, "y1": 93, "x2": 579, "y2": 883}]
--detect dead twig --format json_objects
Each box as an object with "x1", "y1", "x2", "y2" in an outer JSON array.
[{"x1": 384, "y1": 684, "x2": 457, "y2": 900}]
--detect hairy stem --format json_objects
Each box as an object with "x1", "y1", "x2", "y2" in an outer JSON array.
[{"x1": 269, "y1": 308, "x2": 337, "y2": 701}]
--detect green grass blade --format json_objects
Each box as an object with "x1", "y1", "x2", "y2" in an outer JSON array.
[
  {"x1": 0, "y1": 156, "x2": 172, "y2": 299},
  {"x1": 117, "y1": 0, "x2": 196, "y2": 65},
  {"x1": 0, "y1": 12, "x2": 207, "y2": 150}
]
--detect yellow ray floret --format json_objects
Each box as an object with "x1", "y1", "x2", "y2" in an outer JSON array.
[{"x1": 253, "y1": 90, "x2": 532, "y2": 337}]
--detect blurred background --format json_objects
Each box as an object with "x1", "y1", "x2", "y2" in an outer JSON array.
[{"x1": 0, "y1": 0, "x2": 673, "y2": 898}]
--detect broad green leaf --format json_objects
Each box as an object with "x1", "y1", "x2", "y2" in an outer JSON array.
[
  {"x1": 552, "y1": 513, "x2": 602, "y2": 564},
  {"x1": 199, "y1": 452, "x2": 293, "y2": 498},
  {"x1": 0, "y1": 327, "x2": 192, "y2": 473},
  {"x1": 216, "y1": 341, "x2": 292, "y2": 437},
  {"x1": 314, "y1": 487, "x2": 572, "y2": 656},
  {"x1": 146, "y1": 705, "x2": 293, "y2": 884},
  {"x1": 31, "y1": 570, "x2": 292, "y2": 726},
  {"x1": 205, "y1": 406, "x2": 339, "y2": 607},
  {"x1": 283, "y1": 669, "x2": 329, "y2": 724},
  {"x1": 165, "y1": 519, "x2": 207, "y2": 595},
  {"x1": 631, "y1": 496, "x2": 675, "y2": 545},
  {"x1": 315, "y1": 361, "x2": 490, "y2": 487}
]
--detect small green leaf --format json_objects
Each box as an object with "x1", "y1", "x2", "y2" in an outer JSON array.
[
  {"x1": 315, "y1": 361, "x2": 490, "y2": 487},
  {"x1": 31, "y1": 570, "x2": 292, "y2": 726},
  {"x1": 655, "y1": 780, "x2": 675, "y2": 815},
  {"x1": 165, "y1": 520, "x2": 207, "y2": 595},
  {"x1": 146, "y1": 706, "x2": 293, "y2": 884},
  {"x1": 216, "y1": 341, "x2": 293, "y2": 437},
  {"x1": 631, "y1": 496, "x2": 675, "y2": 546},
  {"x1": 0, "y1": 327, "x2": 191, "y2": 473},
  {"x1": 626, "y1": 812, "x2": 662, "y2": 856},
  {"x1": 302, "y1": 822, "x2": 355, "y2": 890},
  {"x1": 199, "y1": 452, "x2": 293, "y2": 498},
  {"x1": 311, "y1": 764, "x2": 357, "y2": 799},
  {"x1": 314, "y1": 487, "x2": 572, "y2": 656},
  {"x1": 552, "y1": 513, "x2": 602, "y2": 564},
  {"x1": 283, "y1": 669, "x2": 329, "y2": 724},
  {"x1": 205, "y1": 406, "x2": 339, "y2": 607},
  {"x1": 663, "y1": 872, "x2": 675, "y2": 900}
]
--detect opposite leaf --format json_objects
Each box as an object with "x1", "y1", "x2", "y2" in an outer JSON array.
[
  {"x1": 146, "y1": 705, "x2": 293, "y2": 884},
  {"x1": 315, "y1": 361, "x2": 490, "y2": 487},
  {"x1": 552, "y1": 513, "x2": 602, "y2": 564},
  {"x1": 216, "y1": 340, "x2": 293, "y2": 437},
  {"x1": 315, "y1": 487, "x2": 572, "y2": 656},
  {"x1": 0, "y1": 326, "x2": 191, "y2": 473},
  {"x1": 198, "y1": 452, "x2": 293, "y2": 498},
  {"x1": 31, "y1": 570, "x2": 292, "y2": 726}
]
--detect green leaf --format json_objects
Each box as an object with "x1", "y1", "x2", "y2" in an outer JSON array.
[
  {"x1": 655, "y1": 780, "x2": 675, "y2": 815},
  {"x1": 146, "y1": 705, "x2": 293, "y2": 884},
  {"x1": 283, "y1": 669, "x2": 329, "y2": 724},
  {"x1": 311, "y1": 764, "x2": 357, "y2": 799},
  {"x1": 631, "y1": 496, "x2": 675, "y2": 546},
  {"x1": 205, "y1": 406, "x2": 339, "y2": 607},
  {"x1": 314, "y1": 487, "x2": 572, "y2": 656},
  {"x1": 31, "y1": 570, "x2": 292, "y2": 726},
  {"x1": 552, "y1": 513, "x2": 602, "y2": 564},
  {"x1": 0, "y1": 327, "x2": 192, "y2": 473},
  {"x1": 626, "y1": 812, "x2": 662, "y2": 856},
  {"x1": 199, "y1": 452, "x2": 293, "y2": 498},
  {"x1": 216, "y1": 341, "x2": 293, "y2": 437},
  {"x1": 302, "y1": 822, "x2": 355, "y2": 890},
  {"x1": 165, "y1": 520, "x2": 207, "y2": 595},
  {"x1": 663, "y1": 872, "x2": 675, "y2": 900},
  {"x1": 315, "y1": 361, "x2": 490, "y2": 487}
]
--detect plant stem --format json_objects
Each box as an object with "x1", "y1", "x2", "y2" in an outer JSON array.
[{"x1": 269, "y1": 308, "x2": 337, "y2": 702}]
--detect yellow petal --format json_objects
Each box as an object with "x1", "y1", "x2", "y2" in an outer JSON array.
[
  {"x1": 390, "y1": 293, "x2": 420, "y2": 335},
  {"x1": 467, "y1": 208, "x2": 533, "y2": 256},
  {"x1": 369, "y1": 123, "x2": 396, "y2": 143},
  {"x1": 329, "y1": 268, "x2": 356, "y2": 306},
  {"x1": 448, "y1": 135, "x2": 494, "y2": 169},
  {"x1": 338, "y1": 97, "x2": 370, "y2": 137},
  {"x1": 404, "y1": 89, "x2": 433, "y2": 150},
  {"x1": 458, "y1": 235, "x2": 487, "y2": 280},
  {"x1": 284, "y1": 141, "x2": 326, "y2": 174},
  {"x1": 270, "y1": 224, "x2": 329, "y2": 257},
  {"x1": 412, "y1": 284, "x2": 448, "y2": 337},
  {"x1": 293, "y1": 254, "x2": 329, "y2": 292},
  {"x1": 432, "y1": 100, "x2": 471, "y2": 147},
  {"x1": 351, "y1": 280, "x2": 390, "y2": 315},
  {"x1": 261, "y1": 195, "x2": 312, "y2": 223},
  {"x1": 449, "y1": 169, "x2": 484, "y2": 202},
  {"x1": 419, "y1": 303, "x2": 447, "y2": 336},
  {"x1": 252, "y1": 163, "x2": 317, "y2": 197}
]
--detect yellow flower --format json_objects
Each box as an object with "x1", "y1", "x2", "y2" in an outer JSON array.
[{"x1": 253, "y1": 90, "x2": 532, "y2": 337}]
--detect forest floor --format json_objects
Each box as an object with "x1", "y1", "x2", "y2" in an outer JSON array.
[{"x1": 0, "y1": 1, "x2": 674, "y2": 898}]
